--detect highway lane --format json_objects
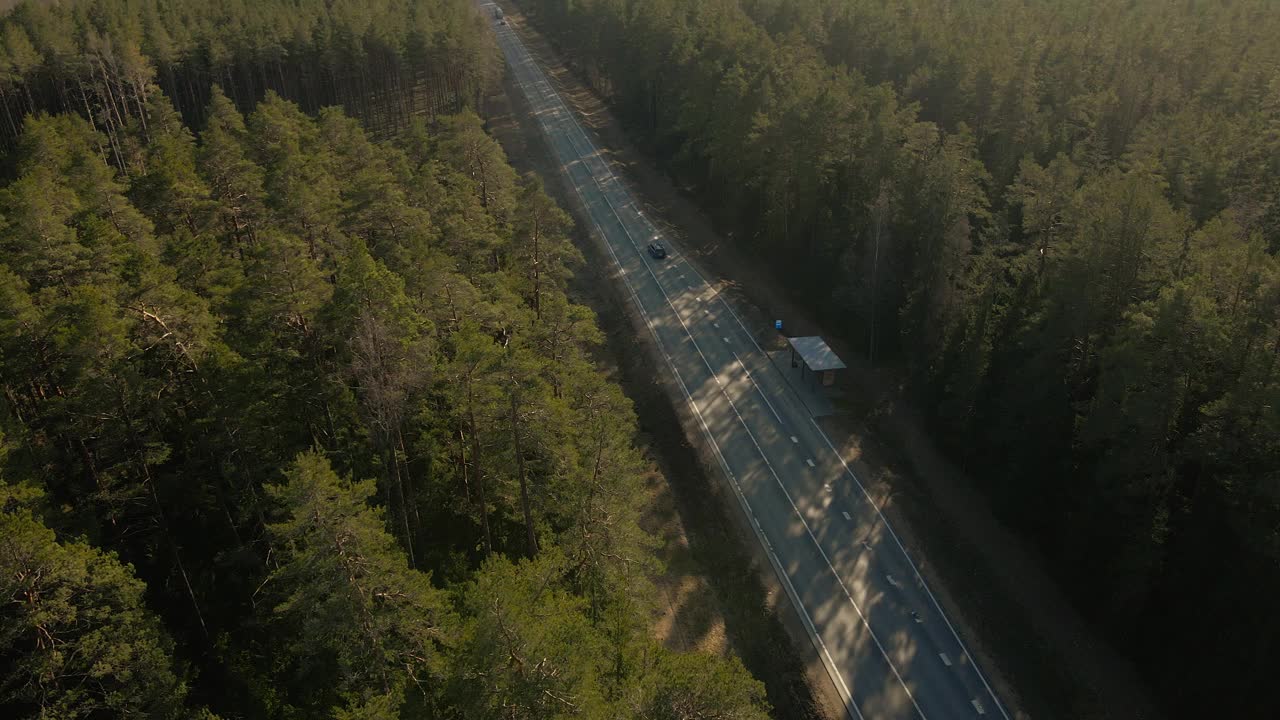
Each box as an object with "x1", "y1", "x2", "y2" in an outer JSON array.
[{"x1": 481, "y1": 4, "x2": 1009, "y2": 718}]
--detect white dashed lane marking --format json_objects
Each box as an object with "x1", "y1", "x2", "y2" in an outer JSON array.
[
  {"x1": 940, "y1": 653, "x2": 952, "y2": 667},
  {"x1": 806, "y1": 458, "x2": 816, "y2": 467},
  {"x1": 790, "y1": 436, "x2": 799, "y2": 443},
  {"x1": 842, "y1": 511, "x2": 851, "y2": 521}
]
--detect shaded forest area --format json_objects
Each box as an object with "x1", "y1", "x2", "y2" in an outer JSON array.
[
  {"x1": 0, "y1": 1, "x2": 774, "y2": 718},
  {"x1": 0, "y1": 0, "x2": 497, "y2": 161},
  {"x1": 517, "y1": 0, "x2": 1280, "y2": 716}
]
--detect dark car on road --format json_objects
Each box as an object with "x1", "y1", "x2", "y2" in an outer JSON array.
[{"x1": 647, "y1": 241, "x2": 667, "y2": 259}]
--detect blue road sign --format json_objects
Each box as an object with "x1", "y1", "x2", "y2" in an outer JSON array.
[{"x1": 774, "y1": 320, "x2": 783, "y2": 331}]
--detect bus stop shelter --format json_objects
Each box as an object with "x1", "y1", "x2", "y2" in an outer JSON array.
[{"x1": 786, "y1": 336, "x2": 846, "y2": 388}]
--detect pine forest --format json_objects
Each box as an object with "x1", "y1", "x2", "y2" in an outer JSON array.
[
  {"x1": 0, "y1": 1, "x2": 768, "y2": 718},
  {"x1": 1, "y1": 0, "x2": 1278, "y2": 718}
]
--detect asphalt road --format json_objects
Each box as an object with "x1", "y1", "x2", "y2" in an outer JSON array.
[{"x1": 481, "y1": 4, "x2": 1010, "y2": 718}]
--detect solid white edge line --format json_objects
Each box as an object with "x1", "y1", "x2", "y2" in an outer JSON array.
[
  {"x1": 506, "y1": 15, "x2": 1010, "y2": 719},
  {"x1": 714, "y1": 378, "x2": 928, "y2": 720},
  {"x1": 632, "y1": 147, "x2": 1010, "y2": 718},
  {"x1": 543, "y1": 72, "x2": 927, "y2": 715},
  {"x1": 733, "y1": 350, "x2": 786, "y2": 426},
  {"x1": 812, "y1": 418, "x2": 1010, "y2": 720},
  {"x1": 492, "y1": 15, "x2": 869, "y2": 720},
  {"x1": 543, "y1": 28, "x2": 1009, "y2": 708}
]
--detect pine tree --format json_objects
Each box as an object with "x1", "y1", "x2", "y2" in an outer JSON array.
[
  {"x1": 447, "y1": 553, "x2": 609, "y2": 720},
  {"x1": 265, "y1": 451, "x2": 453, "y2": 715},
  {"x1": 0, "y1": 493, "x2": 190, "y2": 719}
]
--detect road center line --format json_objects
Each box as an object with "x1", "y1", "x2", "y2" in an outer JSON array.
[
  {"x1": 711, "y1": 386, "x2": 926, "y2": 718},
  {"x1": 541, "y1": 79, "x2": 914, "y2": 715},
  {"x1": 811, "y1": 418, "x2": 1009, "y2": 718},
  {"x1": 518, "y1": 77, "x2": 880, "y2": 713},
  {"x1": 498, "y1": 21, "x2": 900, "y2": 719},
  {"x1": 732, "y1": 351, "x2": 786, "y2": 425}
]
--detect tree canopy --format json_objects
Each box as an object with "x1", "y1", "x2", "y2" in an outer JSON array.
[
  {"x1": 517, "y1": 0, "x2": 1280, "y2": 716},
  {"x1": 0, "y1": 0, "x2": 498, "y2": 158},
  {"x1": 0, "y1": 5, "x2": 770, "y2": 714}
]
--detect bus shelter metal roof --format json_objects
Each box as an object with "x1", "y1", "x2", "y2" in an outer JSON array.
[{"x1": 786, "y1": 336, "x2": 847, "y2": 372}]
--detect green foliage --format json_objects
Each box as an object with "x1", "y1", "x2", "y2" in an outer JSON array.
[
  {"x1": 0, "y1": 63, "x2": 767, "y2": 720},
  {"x1": 265, "y1": 451, "x2": 452, "y2": 715},
  {"x1": 626, "y1": 647, "x2": 769, "y2": 720},
  {"x1": 447, "y1": 553, "x2": 609, "y2": 719},
  {"x1": 0, "y1": 0, "x2": 497, "y2": 155},
  {"x1": 518, "y1": 0, "x2": 1280, "y2": 716},
  {"x1": 444, "y1": 552, "x2": 769, "y2": 720},
  {"x1": 0, "y1": 500, "x2": 189, "y2": 718}
]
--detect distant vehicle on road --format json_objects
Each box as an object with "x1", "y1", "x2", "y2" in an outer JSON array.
[{"x1": 647, "y1": 241, "x2": 667, "y2": 259}]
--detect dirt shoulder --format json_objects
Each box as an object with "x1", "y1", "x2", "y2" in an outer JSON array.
[
  {"x1": 481, "y1": 22, "x2": 840, "y2": 720},
  {"x1": 491, "y1": 3, "x2": 1165, "y2": 720}
]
